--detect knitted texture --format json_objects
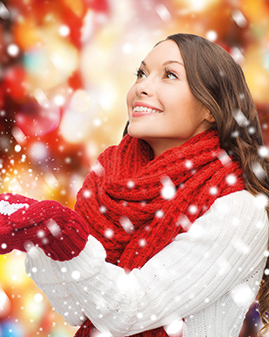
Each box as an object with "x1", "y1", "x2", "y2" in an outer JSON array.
[
  {"x1": 0, "y1": 193, "x2": 89, "y2": 261},
  {"x1": 74, "y1": 130, "x2": 245, "y2": 337}
]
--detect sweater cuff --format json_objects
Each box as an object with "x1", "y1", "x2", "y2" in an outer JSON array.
[{"x1": 25, "y1": 235, "x2": 106, "y2": 285}]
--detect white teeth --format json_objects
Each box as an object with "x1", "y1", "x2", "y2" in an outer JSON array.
[{"x1": 133, "y1": 106, "x2": 160, "y2": 113}]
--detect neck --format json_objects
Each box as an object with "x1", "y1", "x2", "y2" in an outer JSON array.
[{"x1": 142, "y1": 137, "x2": 190, "y2": 158}]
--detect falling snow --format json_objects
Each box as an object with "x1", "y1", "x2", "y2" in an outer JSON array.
[
  {"x1": 46, "y1": 219, "x2": 62, "y2": 237},
  {"x1": 209, "y1": 186, "x2": 218, "y2": 195},
  {"x1": 164, "y1": 319, "x2": 183, "y2": 336},
  {"x1": 155, "y1": 210, "x2": 164, "y2": 218},
  {"x1": 251, "y1": 162, "x2": 266, "y2": 179},
  {"x1": 100, "y1": 205, "x2": 107, "y2": 214},
  {"x1": 176, "y1": 213, "x2": 192, "y2": 231},
  {"x1": 233, "y1": 109, "x2": 249, "y2": 127},
  {"x1": 258, "y1": 146, "x2": 269, "y2": 158},
  {"x1": 104, "y1": 229, "x2": 114, "y2": 239},
  {"x1": 92, "y1": 161, "x2": 105, "y2": 176},
  {"x1": 230, "y1": 284, "x2": 254, "y2": 306},
  {"x1": 119, "y1": 216, "x2": 134, "y2": 233},
  {"x1": 217, "y1": 150, "x2": 231, "y2": 166},
  {"x1": 231, "y1": 9, "x2": 248, "y2": 28},
  {"x1": 127, "y1": 180, "x2": 135, "y2": 188},
  {"x1": 139, "y1": 239, "x2": 146, "y2": 247},
  {"x1": 188, "y1": 205, "x2": 198, "y2": 214},
  {"x1": 185, "y1": 160, "x2": 193, "y2": 169},
  {"x1": 72, "y1": 271, "x2": 81, "y2": 280},
  {"x1": 160, "y1": 176, "x2": 176, "y2": 200},
  {"x1": 226, "y1": 174, "x2": 237, "y2": 185},
  {"x1": 254, "y1": 193, "x2": 268, "y2": 208}
]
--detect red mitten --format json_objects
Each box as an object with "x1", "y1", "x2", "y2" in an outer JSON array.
[{"x1": 0, "y1": 193, "x2": 89, "y2": 261}]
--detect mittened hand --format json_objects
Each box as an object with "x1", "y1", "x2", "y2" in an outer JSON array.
[{"x1": 0, "y1": 193, "x2": 89, "y2": 261}]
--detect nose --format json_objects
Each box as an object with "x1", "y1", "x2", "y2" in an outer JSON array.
[{"x1": 135, "y1": 77, "x2": 154, "y2": 97}]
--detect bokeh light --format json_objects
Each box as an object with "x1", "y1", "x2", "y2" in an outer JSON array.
[{"x1": 0, "y1": 0, "x2": 269, "y2": 336}]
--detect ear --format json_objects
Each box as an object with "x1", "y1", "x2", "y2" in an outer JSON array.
[{"x1": 204, "y1": 109, "x2": 215, "y2": 124}]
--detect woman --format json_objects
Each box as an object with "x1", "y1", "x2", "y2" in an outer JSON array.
[{"x1": 0, "y1": 33, "x2": 269, "y2": 337}]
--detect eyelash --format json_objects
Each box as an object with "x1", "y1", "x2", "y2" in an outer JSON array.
[
  {"x1": 135, "y1": 68, "x2": 145, "y2": 79},
  {"x1": 135, "y1": 68, "x2": 178, "y2": 80},
  {"x1": 164, "y1": 68, "x2": 178, "y2": 79}
]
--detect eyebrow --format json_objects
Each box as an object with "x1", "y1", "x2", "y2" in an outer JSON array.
[{"x1": 141, "y1": 60, "x2": 184, "y2": 67}]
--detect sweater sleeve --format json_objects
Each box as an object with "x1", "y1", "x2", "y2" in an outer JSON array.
[{"x1": 25, "y1": 190, "x2": 269, "y2": 336}]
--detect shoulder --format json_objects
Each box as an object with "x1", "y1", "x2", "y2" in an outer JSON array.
[
  {"x1": 210, "y1": 190, "x2": 268, "y2": 216},
  {"x1": 195, "y1": 190, "x2": 269, "y2": 235}
]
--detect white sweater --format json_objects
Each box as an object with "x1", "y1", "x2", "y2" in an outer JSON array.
[{"x1": 25, "y1": 190, "x2": 269, "y2": 337}]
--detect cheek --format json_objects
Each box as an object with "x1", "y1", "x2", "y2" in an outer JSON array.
[{"x1": 126, "y1": 85, "x2": 136, "y2": 108}]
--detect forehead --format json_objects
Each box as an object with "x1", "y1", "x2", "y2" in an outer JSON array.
[{"x1": 143, "y1": 39, "x2": 183, "y2": 65}]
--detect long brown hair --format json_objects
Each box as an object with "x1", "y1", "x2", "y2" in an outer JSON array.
[{"x1": 123, "y1": 33, "x2": 269, "y2": 334}]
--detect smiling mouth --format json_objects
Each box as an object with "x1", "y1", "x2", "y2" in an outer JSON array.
[{"x1": 133, "y1": 106, "x2": 162, "y2": 114}]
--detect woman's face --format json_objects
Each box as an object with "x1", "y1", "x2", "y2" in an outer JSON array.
[{"x1": 126, "y1": 39, "x2": 213, "y2": 157}]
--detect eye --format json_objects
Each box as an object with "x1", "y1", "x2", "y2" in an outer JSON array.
[
  {"x1": 164, "y1": 69, "x2": 178, "y2": 80},
  {"x1": 136, "y1": 68, "x2": 146, "y2": 79}
]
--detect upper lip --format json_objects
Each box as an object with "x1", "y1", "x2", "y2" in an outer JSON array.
[{"x1": 133, "y1": 101, "x2": 163, "y2": 112}]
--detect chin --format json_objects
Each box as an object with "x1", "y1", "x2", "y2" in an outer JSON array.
[{"x1": 128, "y1": 124, "x2": 154, "y2": 139}]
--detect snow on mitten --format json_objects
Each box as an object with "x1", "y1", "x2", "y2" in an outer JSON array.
[{"x1": 0, "y1": 193, "x2": 89, "y2": 261}]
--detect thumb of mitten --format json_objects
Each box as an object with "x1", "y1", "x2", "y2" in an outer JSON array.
[{"x1": 0, "y1": 193, "x2": 39, "y2": 254}]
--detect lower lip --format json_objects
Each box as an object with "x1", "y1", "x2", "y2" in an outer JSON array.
[{"x1": 132, "y1": 111, "x2": 161, "y2": 117}]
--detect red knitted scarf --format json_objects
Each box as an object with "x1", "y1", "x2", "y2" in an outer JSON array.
[{"x1": 74, "y1": 130, "x2": 244, "y2": 337}]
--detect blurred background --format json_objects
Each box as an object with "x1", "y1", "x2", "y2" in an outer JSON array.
[{"x1": 0, "y1": 0, "x2": 269, "y2": 336}]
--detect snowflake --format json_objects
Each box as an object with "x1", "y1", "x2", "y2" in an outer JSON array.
[
  {"x1": 155, "y1": 210, "x2": 164, "y2": 218},
  {"x1": 139, "y1": 239, "x2": 146, "y2": 247},
  {"x1": 119, "y1": 216, "x2": 134, "y2": 233},
  {"x1": 7, "y1": 44, "x2": 19, "y2": 57},
  {"x1": 254, "y1": 193, "x2": 268, "y2": 208},
  {"x1": 46, "y1": 219, "x2": 62, "y2": 237},
  {"x1": 217, "y1": 149, "x2": 231, "y2": 166},
  {"x1": 160, "y1": 176, "x2": 176, "y2": 200},
  {"x1": 164, "y1": 319, "x2": 183, "y2": 336},
  {"x1": 188, "y1": 205, "x2": 198, "y2": 214},
  {"x1": 258, "y1": 146, "x2": 269, "y2": 158},
  {"x1": 176, "y1": 214, "x2": 192, "y2": 231},
  {"x1": 91, "y1": 160, "x2": 104, "y2": 176},
  {"x1": 226, "y1": 174, "x2": 237, "y2": 185},
  {"x1": 185, "y1": 160, "x2": 193, "y2": 169},
  {"x1": 233, "y1": 109, "x2": 249, "y2": 127},
  {"x1": 127, "y1": 180, "x2": 135, "y2": 188},
  {"x1": 34, "y1": 293, "x2": 43, "y2": 302},
  {"x1": 100, "y1": 206, "x2": 106, "y2": 214},
  {"x1": 104, "y1": 229, "x2": 114, "y2": 239},
  {"x1": 37, "y1": 230, "x2": 46, "y2": 238},
  {"x1": 264, "y1": 250, "x2": 269, "y2": 257},
  {"x1": 231, "y1": 9, "x2": 247, "y2": 28},
  {"x1": 230, "y1": 283, "x2": 254, "y2": 306},
  {"x1": 248, "y1": 126, "x2": 256, "y2": 135},
  {"x1": 23, "y1": 241, "x2": 34, "y2": 252},
  {"x1": 251, "y1": 162, "x2": 266, "y2": 179},
  {"x1": 151, "y1": 314, "x2": 157, "y2": 321},
  {"x1": 232, "y1": 237, "x2": 249, "y2": 254},
  {"x1": 209, "y1": 186, "x2": 218, "y2": 195},
  {"x1": 83, "y1": 189, "x2": 91, "y2": 198},
  {"x1": 206, "y1": 30, "x2": 217, "y2": 41},
  {"x1": 72, "y1": 271, "x2": 80, "y2": 280}
]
